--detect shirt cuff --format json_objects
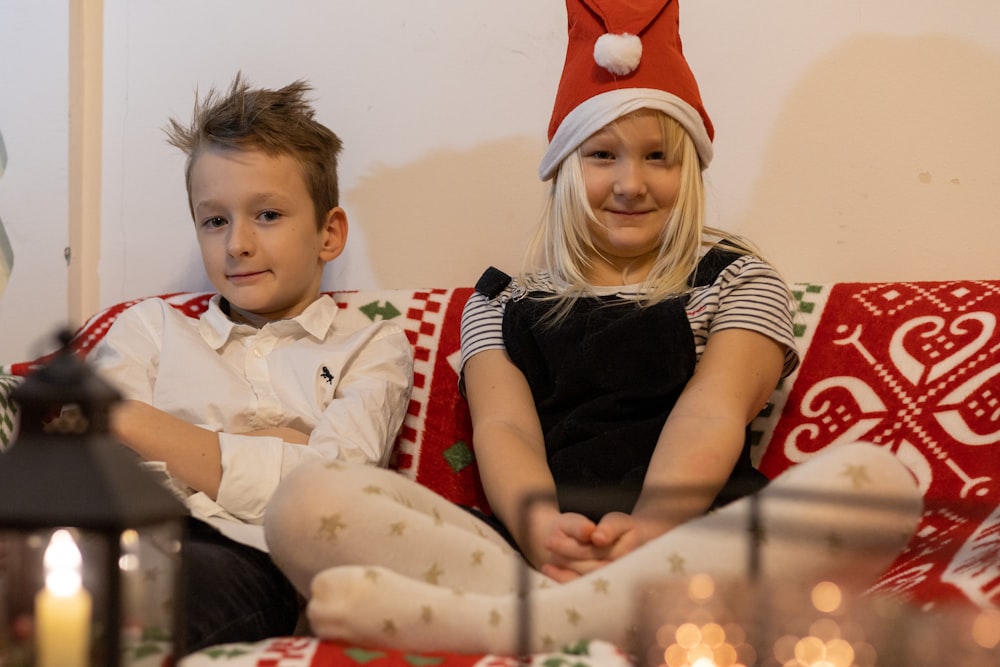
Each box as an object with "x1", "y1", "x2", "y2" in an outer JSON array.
[{"x1": 215, "y1": 432, "x2": 284, "y2": 524}]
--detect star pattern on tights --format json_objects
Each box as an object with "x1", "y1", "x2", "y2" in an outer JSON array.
[
  {"x1": 319, "y1": 514, "x2": 346, "y2": 541},
  {"x1": 667, "y1": 553, "x2": 686, "y2": 574},
  {"x1": 323, "y1": 461, "x2": 346, "y2": 471},
  {"x1": 592, "y1": 578, "x2": 610, "y2": 594},
  {"x1": 841, "y1": 463, "x2": 873, "y2": 489},
  {"x1": 421, "y1": 606, "x2": 433, "y2": 623},
  {"x1": 565, "y1": 608, "x2": 582, "y2": 626},
  {"x1": 424, "y1": 562, "x2": 444, "y2": 585},
  {"x1": 471, "y1": 550, "x2": 485, "y2": 566},
  {"x1": 382, "y1": 619, "x2": 397, "y2": 636},
  {"x1": 364, "y1": 568, "x2": 381, "y2": 582},
  {"x1": 489, "y1": 609, "x2": 502, "y2": 626},
  {"x1": 389, "y1": 521, "x2": 407, "y2": 536},
  {"x1": 363, "y1": 484, "x2": 384, "y2": 495}
]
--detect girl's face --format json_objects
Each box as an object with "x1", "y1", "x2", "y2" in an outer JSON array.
[{"x1": 579, "y1": 112, "x2": 681, "y2": 285}]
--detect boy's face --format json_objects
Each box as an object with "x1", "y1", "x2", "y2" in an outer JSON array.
[{"x1": 189, "y1": 147, "x2": 346, "y2": 320}]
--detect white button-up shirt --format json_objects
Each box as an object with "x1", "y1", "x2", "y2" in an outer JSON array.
[{"x1": 88, "y1": 294, "x2": 413, "y2": 549}]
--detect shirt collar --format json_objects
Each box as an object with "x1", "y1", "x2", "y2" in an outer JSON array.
[{"x1": 199, "y1": 294, "x2": 340, "y2": 348}]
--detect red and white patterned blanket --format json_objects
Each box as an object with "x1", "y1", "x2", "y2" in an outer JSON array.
[
  {"x1": 2, "y1": 280, "x2": 998, "y2": 666},
  {"x1": 757, "y1": 281, "x2": 1000, "y2": 611}
]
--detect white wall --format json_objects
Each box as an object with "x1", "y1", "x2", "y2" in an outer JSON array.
[
  {"x1": 689, "y1": 1, "x2": 1000, "y2": 283},
  {"x1": 0, "y1": 0, "x2": 69, "y2": 362},
  {"x1": 2, "y1": 0, "x2": 1000, "y2": 362},
  {"x1": 98, "y1": 0, "x2": 565, "y2": 309}
]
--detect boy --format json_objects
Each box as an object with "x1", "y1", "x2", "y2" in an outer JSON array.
[{"x1": 87, "y1": 74, "x2": 413, "y2": 652}]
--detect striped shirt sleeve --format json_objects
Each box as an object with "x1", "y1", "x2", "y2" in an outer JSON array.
[
  {"x1": 459, "y1": 288, "x2": 508, "y2": 373},
  {"x1": 686, "y1": 254, "x2": 800, "y2": 376}
]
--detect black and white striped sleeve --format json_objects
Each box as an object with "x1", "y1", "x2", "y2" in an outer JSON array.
[
  {"x1": 459, "y1": 289, "x2": 507, "y2": 373},
  {"x1": 689, "y1": 255, "x2": 800, "y2": 376}
]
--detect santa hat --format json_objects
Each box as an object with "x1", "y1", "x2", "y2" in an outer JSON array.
[{"x1": 539, "y1": 0, "x2": 714, "y2": 180}]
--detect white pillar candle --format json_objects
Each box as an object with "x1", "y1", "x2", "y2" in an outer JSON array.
[{"x1": 35, "y1": 529, "x2": 92, "y2": 667}]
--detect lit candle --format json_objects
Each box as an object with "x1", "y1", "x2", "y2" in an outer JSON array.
[{"x1": 35, "y1": 529, "x2": 92, "y2": 667}]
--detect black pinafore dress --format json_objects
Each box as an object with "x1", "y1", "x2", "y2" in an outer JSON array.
[{"x1": 483, "y1": 248, "x2": 768, "y2": 522}]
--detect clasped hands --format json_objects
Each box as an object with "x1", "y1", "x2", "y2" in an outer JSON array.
[{"x1": 532, "y1": 510, "x2": 666, "y2": 582}]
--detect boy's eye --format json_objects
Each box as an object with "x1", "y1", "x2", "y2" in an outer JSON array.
[
  {"x1": 259, "y1": 210, "x2": 281, "y2": 222},
  {"x1": 202, "y1": 216, "x2": 228, "y2": 229}
]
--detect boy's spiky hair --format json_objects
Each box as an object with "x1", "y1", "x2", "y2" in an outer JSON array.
[{"x1": 164, "y1": 72, "x2": 343, "y2": 226}]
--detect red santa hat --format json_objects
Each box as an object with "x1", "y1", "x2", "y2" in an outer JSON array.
[{"x1": 539, "y1": 0, "x2": 714, "y2": 180}]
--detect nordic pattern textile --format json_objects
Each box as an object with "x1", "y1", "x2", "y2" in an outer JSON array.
[
  {"x1": 2, "y1": 282, "x2": 998, "y2": 666},
  {"x1": 758, "y1": 280, "x2": 1000, "y2": 610}
]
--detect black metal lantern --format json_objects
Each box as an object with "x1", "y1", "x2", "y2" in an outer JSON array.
[{"x1": 0, "y1": 333, "x2": 187, "y2": 666}]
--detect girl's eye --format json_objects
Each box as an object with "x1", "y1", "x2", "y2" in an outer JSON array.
[
  {"x1": 586, "y1": 150, "x2": 615, "y2": 161},
  {"x1": 647, "y1": 151, "x2": 667, "y2": 161}
]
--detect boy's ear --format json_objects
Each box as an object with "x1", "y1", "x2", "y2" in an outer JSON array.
[{"x1": 319, "y1": 207, "x2": 348, "y2": 262}]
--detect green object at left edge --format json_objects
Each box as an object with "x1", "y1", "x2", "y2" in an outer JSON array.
[
  {"x1": 0, "y1": 127, "x2": 12, "y2": 298},
  {"x1": 0, "y1": 127, "x2": 6, "y2": 178}
]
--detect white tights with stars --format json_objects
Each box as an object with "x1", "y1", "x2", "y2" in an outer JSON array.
[{"x1": 263, "y1": 442, "x2": 922, "y2": 655}]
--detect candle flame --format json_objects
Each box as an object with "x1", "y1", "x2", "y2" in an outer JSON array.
[{"x1": 43, "y1": 529, "x2": 83, "y2": 597}]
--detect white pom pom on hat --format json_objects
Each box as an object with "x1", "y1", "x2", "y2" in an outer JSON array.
[
  {"x1": 541, "y1": 0, "x2": 714, "y2": 180},
  {"x1": 593, "y1": 32, "x2": 642, "y2": 76}
]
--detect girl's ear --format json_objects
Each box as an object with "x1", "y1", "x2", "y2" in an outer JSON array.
[{"x1": 319, "y1": 207, "x2": 349, "y2": 262}]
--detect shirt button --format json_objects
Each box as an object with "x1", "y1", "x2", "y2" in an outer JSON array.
[{"x1": 253, "y1": 348, "x2": 263, "y2": 359}]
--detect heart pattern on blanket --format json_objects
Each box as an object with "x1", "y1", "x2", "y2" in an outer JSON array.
[{"x1": 760, "y1": 280, "x2": 1000, "y2": 610}]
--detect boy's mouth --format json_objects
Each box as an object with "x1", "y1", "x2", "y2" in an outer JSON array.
[{"x1": 227, "y1": 270, "x2": 269, "y2": 282}]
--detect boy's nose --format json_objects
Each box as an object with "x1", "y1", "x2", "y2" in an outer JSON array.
[{"x1": 226, "y1": 219, "x2": 256, "y2": 256}]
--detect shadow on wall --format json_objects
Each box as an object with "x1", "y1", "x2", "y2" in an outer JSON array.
[
  {"x1": 739, "y1": 35, "x2": 1000, "y2": 283},
  {"x1": 344, "y1": 136, "x2": 548, "y2": 289}
]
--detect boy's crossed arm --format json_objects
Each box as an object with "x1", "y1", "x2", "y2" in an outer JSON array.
[{"x1": 111, "y1": 399, "x2": 310, "y2": 500}]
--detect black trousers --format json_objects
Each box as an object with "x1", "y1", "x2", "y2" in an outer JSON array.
[{"x1": 180, "y1": 518, "x2": 301, "y2": 655}]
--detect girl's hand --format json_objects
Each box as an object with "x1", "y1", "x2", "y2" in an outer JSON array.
[
  {"x1": 537, "y1": 511, "x2": 600, "y2": 582},
  {"x1": 529, "y1": 511, "x2": 627, "y2": 581},
  {"x1": 590, "y1": 511, "x2": 644, "y2": 555},
  {"x1": 537, "y1": 511, "x2": 662, "y2": 581}
]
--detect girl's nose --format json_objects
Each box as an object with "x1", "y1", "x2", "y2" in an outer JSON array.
[
  {"x1": 226, "y1": 219, "x2": 255, "y2": 257},
  {"x1": 613, "y1": 160, "x2": 647, "y2": 198}
]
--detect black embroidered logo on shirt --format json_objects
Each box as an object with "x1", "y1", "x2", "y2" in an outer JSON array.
[{"x1": 321, "y1": 366, "x2": 334, "y2": 384}]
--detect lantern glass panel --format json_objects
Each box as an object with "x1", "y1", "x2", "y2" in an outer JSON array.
[
  {"x1": 119, "y1": 521, "x2": 183, "y2": 660},
  {"x1": 0, "y1": 519, "x2": 182, "y2": 666}
]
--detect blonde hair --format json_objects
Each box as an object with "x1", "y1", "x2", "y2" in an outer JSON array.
[{"x1": 522, "y1": 110, "x2": 755, "y2": 320}]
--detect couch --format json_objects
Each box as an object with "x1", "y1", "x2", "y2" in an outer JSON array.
[{"x1": 2, "y1": 279, "x2": 999, "y2": 666}]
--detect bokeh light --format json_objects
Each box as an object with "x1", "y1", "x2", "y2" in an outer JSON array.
[
  {"x1": 971, "y1": 609, "x2": 1000, "y2": 650},
  {"x1": 810, "y1": 582, "x2": 842, "y2": 614},
  {"x1": 662, "y1": 620, "x2": 747, "y2": 667}
]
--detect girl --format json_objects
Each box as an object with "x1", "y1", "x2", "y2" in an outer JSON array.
[{"x1": 265, "y1": 0, "x2": 921, "y2": 654}]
